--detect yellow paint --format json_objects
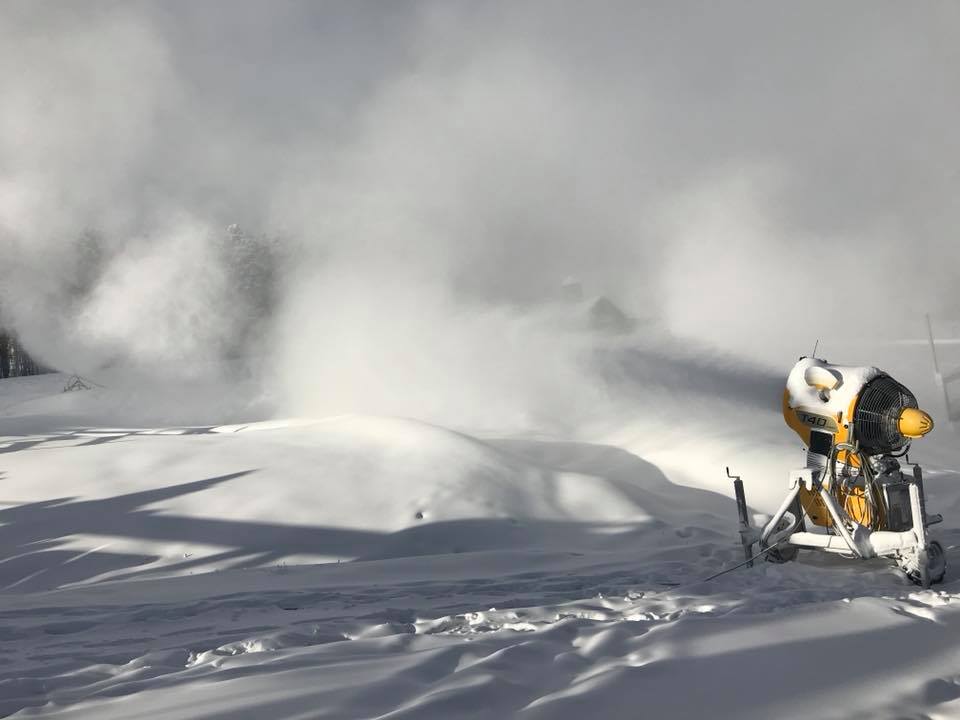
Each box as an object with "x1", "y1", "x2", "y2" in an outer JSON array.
[
  {"x1": 798, "y1": 486, "x2": 829, "y2": 527},
  {"x1": 898, "y1": 408, "x2": 934, "y2": 438},
  {"x1": 782, "y1": 389, "x2": 861, "y2": 466},
  {"x1": 797, "y1": 479, "x2": 878, "y2": 529},
  {"x1": 836, "y1": 484, "x2": 879, "y2": 528},
  {"x1": 782, "y1": 389, "x2": 812, "y2": 446}
]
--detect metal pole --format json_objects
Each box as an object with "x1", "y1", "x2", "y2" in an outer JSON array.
[
  {"x1": 909, "y1": 483, "x2": 931, "y2": 588},
  {"x1": 926, "y1": 313, "x2": 956, "y2": 421},
  {"x1": 914, "y1": 464, "x2": 929, "y2": 527},
  {"x1": 926, "y1": 313, "x2": 941, "y2": 378},
  {"x1": 729, "y1": 468, "x2": 754, "y2": 567}
]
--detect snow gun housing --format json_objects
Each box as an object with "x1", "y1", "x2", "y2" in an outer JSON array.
[{"x1": 731, "y1": 357, "x2": 945, "y2": 587}]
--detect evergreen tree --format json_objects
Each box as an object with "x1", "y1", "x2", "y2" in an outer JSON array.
[{"x1": 217, "y1": 225, "x2": 283, "y2": 362}]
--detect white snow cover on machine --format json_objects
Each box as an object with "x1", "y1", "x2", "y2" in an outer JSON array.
[{"x1": 733, "y1": 356, "x2": 945, "y2": 587}]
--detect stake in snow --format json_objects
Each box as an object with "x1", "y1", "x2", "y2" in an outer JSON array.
[{"x1": 734, "y1": 355, "x2": 945, "y2": 587}]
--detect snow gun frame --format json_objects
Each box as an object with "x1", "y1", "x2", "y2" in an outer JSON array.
[{"x1": 731, "y1": 357, "x2": 946, "y2": 588}]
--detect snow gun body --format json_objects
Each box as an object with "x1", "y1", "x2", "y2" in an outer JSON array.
[{"x1": 731, "y1": 356, "x2": 945, "y2": 587}]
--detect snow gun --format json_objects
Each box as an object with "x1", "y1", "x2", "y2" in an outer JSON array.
[{"x1": 731, "y1": 356, "x2": 945, "y2": 587}]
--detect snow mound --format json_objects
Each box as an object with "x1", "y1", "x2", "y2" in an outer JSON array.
[{"x1": 0, "y1": 376, "x2": 735, "y2": 593}]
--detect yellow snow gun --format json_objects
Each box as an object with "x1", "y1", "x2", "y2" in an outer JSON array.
[{"x1": 731, "y1": 356, "x2": 944, "y2": 587}]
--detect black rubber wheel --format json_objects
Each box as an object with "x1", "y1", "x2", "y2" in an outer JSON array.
[
  {"x1": 929, "y1": 541, "x2": 948, "y2": 585},
  {"x1": 907, "y1": 541, "x2": 947, "y2": 588},
  {"x1": 765, "y1": 544, "x2": 799, "y2": 563},
  {"x1": 764, "y1": 496, "x2": 805, "y2": 564}
]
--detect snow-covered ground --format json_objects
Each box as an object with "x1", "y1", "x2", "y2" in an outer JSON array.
[{"x1": 4, "y1": 338, "x2": 960, "y2": 719}]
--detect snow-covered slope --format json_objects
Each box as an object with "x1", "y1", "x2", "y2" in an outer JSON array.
[{"x1": 3, "y1": 343, "x2": 960, "y2": 719}]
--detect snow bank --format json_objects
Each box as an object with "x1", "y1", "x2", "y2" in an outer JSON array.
[{"x1": 3, "y1": 341, "x2": 959, "y2": 719}]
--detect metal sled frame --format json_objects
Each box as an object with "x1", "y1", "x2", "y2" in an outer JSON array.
[{"x1": 730, "y1": 465, "x2": 943, "y2": 587}]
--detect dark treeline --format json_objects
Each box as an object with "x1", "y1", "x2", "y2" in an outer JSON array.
[
  {"x1": 217, "y1": 224, "x2": 285, "y2": 361},
  {"x1": 1, "y1": 225, "x2": 284, "y2": 379},
  {"x1": 0, "y1": 330, "x2": 46, "y2": 379}
]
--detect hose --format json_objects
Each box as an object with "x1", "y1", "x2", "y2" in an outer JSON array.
[{"x1": 826, "y1": 441, "x2": 884, "y2": 532}]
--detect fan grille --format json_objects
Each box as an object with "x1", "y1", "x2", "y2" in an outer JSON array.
[{"x1": 853, "y1": 375, "x2": 918, "y2": 453}]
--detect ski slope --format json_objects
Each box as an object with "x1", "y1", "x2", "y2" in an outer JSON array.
[{"x1": 3, "y1": 341, "x2": 960, "y2": 719}]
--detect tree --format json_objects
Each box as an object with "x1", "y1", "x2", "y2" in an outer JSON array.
[
  {"x1": 217, "y1": 224, "x2": 284, "y2": 363},
  {"x1": 0, "y1": 327, "x2": 45, "y2": 379},
  {"x1": 0, "y1": 330, "x2": 10, "y2": 379}
]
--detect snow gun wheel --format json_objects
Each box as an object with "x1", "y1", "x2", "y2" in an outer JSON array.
[
  {"x1": 901, "y1": 541, "x2": 946, "y2": 588},
  {"x1": 763, "y1": 496, "x2": 805, "y2": 564},
  {"x1": 764, "y1": 543, "x2": 799, "y2": 564}
]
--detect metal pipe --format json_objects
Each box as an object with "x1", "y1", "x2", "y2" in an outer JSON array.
[
  {"x1": 913, "y1": 464, "x2": 929, "y2": 527},
  {"x1": 910, "y1": 482, "x2": 932, "y2": 588},
  {"x1": 910, "y1": 482, "x2": 927, "y2": 549},
  {"x1": 732, "y1": 476, "x2": 753, "y2": 567},
  {"x1": 819, "y1": 487, "x2": 865, "y2": 557},
  {"x1": 788, "y1": 532, "x2": 857, "y2": 554}
]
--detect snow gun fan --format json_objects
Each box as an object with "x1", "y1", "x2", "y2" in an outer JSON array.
[{"x1": 730, "y1": 356, "x2": 945, "y2": 586}]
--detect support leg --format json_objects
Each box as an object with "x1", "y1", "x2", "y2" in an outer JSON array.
[{"x1": 732, "y1": 474, "x2": 754, "y2": 567}]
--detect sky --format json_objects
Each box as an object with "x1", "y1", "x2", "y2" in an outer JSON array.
[{"x1": 0, "y1": 1, "x2": 957, "y2": 424}]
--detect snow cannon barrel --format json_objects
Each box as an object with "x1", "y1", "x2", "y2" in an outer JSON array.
[{"x1": 783, "y1": 357, "x2": 934, "y2": 456}]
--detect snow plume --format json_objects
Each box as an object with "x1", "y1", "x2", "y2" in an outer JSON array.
[{"x1": 1, "y1": 2, "x2": 958, "y2": 425}]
